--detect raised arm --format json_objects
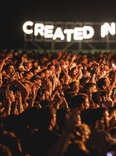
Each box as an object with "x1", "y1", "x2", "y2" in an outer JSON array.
[{"x1": 0, "y1": 53, "x2": 13, "y2": 72}]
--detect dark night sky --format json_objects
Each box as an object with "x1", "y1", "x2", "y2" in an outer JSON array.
[{"x1": 0, "y1": 0, "x2": 116, "y2": 49}]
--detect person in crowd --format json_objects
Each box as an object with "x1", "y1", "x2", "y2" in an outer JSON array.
[{"x1": 0, "y1": 144, "x2": 13, "y2": 156}]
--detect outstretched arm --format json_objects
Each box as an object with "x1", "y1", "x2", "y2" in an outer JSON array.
[
  {"x1": 10, "y1": 79, "x2": 29, "y2": 109},
  {"x1": 0, "y1": 53, "x2": 13, "y2": 72}
]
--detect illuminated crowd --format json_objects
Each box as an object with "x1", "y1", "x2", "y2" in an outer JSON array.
[{"x1": 0, "y1": 50, "x2": 116, "y2": 156}]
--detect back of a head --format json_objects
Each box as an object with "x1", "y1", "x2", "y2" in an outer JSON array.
[
  {"x1": 19, "y1": 106, "x2": 52, "y2": 130},
  {"x1": 97, "y1": 78, "x2": 106, "y2": 90},
  {"x1": 92, "y1": 92, "x2": 101, "y2": 106},
  {"x1": 0, "y1": 144, "x2": 12, "y2": 156},
  {"x1": 109, "y1": 126, "x2": 116, "y2": 139},
  {"x1": 63, "y1": 141, "x2": 89, "y2": 156},
  {"x1": 81, "y1": 107, "x2": 106, "y2": 128},
  {"x1": 0, "y1": 130, "x2": 23, "y2": 156},
  {"x1": 70, "y1": 94, "x2": 88, "y2": 110},
  {"x1": 72, "y1": 123, "x2": 91, "y2": 142},
  {"x1": 83, "y1": 83, "x2": 96, "y2": 93},
  {"x1": 89, "y1": 130, "x2": 116, "y2": 154}
]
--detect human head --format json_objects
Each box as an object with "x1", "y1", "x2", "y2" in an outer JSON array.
[
  {"x1": 81, "y1": 107, "x2": 110, "y2": 130},
  {"x1": 24, "y1": 71, "x2": 33, "y2": 80},
  {"x1": 0, "y1": 144, "x2": 12, "y2": 156},
  {"x1": 6, "y1": 65, "x2": 15, "y2": 74},
  {"x1": 72, "y1": 123, "x2": 91, "y2": 142},
  {"x1": 63, "y1": 141, "x2": 89, "y2": 156},
  {"x1": 83, "y1": 83, "x2": 97, "y2": 94},
  {"x1": 97, "y1": 77, "x2": 110, "y2": 90},
  {"x1": 70, "y1": 93, "x2": 90, "y2": 111},
  {"x1": 45, "y1": 70, "x2": 50, "y2": 78},
  {"x1": 33, "y1": 60, "x2": 38, "y2": 68},
  {"x1": 24, "y1": 61, "x2": 32, "y2": 71}
]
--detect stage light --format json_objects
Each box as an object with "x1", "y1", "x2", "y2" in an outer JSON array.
[
  {"x1": 53, "y1": 27, "x2": 65, "y2": 40},
  {"x1": 23, "y1": 21, "x2": 33, "y2": 35},
  {"x1": 112, "y1": 63, "x2": 115, "y2": 67}
]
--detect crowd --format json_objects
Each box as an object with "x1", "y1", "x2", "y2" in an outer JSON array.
[{"x1": 0, "y1": 50, "x2": 116, "y2": 155}]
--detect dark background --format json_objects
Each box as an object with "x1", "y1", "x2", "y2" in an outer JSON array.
[{"x1": 0, "y1": 0, "x2": 116, "y2": 49}]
